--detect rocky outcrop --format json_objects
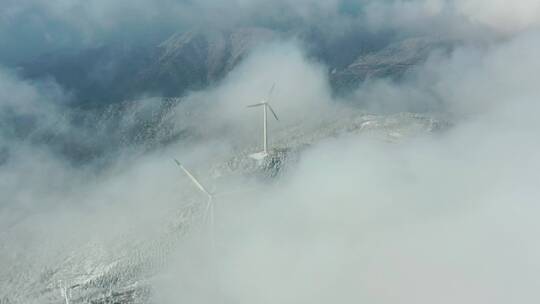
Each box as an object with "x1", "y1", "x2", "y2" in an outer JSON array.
[{"x1": 330, "y1": 37, "x2": 456, "y2": 91}]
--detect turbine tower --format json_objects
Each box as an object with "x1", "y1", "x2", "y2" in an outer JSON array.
[
  {"x1": 58, "y1": 281, "x2": 71, "y2": 304},
  {"x1": 247, "y1": 84, "x2": 279, "y2": 160}
]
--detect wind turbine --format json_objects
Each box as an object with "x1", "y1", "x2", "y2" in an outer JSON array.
[
  {"x1": 60, "y1": 284, "x2": 70, "y2": 304},
  {"x1": 174, "y1": 159, "x2": 216, "y2": 244},
  {"x1": 58, "y1": 281, "x2": 76, "y2": 304},
  {"x1": 173, "y1": 159, "x2": 256, "y2": 248},
  {"x1": 247, "y1": 84, "x2": 279, "y2": 160}
]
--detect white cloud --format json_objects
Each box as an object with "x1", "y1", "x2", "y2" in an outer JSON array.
[{"x1": 455, "y1": 0, "x2": 540, "y2": 34}]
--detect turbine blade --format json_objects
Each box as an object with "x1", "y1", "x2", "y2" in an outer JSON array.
[
  {"x1": 267, "y1": 104, "x2": 279, "y2": 121},
  {"x1": 267, "y1": 83, "x2": 276, "y2": 102},
  {"x1": 174, "y1": 159, "x2": 212, "y2": 197},
  {"x1": 247, "y1": 103, "x2": 265, "y2": 108}
]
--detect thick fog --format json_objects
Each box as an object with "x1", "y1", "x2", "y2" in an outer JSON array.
[
  {"x1": 1, "y1": 0, "x2": 540, "y2": 303},
  {"x1": 156, "y1": 28, "x2": 540, "y2": 304}
]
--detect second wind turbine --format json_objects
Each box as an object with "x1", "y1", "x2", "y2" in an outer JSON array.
[{"x1": 247, "y1": 84, "x2": 279, "y2": 160}]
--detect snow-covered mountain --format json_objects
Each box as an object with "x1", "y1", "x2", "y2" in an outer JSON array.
[
  {"x1": 18, "y1": 28, "x2": 280, "y2": 105},
  {"x1": 2, "y1": 23, "x2": 460, "y2": 304},
  {"x1": 0, "y1": 109, "x2": 450, "y2": 304},
  {"x1": 330, "y1": 37, "x2": 456, "y2": 90},
  {"x1": 18, "y1": 27, "x2": 451, "y2": 105}
]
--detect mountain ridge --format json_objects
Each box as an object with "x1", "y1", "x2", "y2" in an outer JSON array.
[{"x1": 18, "y1": 27, "x2": 452, "y2": 106}]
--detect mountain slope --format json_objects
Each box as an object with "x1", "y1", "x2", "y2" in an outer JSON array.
[
  {"x1": 18, "y1": 28, "x2": 279, "y2": 106},
  {"x1": 0, "y1": 110, "x2": 450, "y2": 304},
  {"x1": 330, "y1": 37, "x2": 456, "y2": 91},
  {"x1": 18, "y1": 29, "x2": 454, "y2": 106}
]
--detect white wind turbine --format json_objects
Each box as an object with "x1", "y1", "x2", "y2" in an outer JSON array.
[
  {"x1": 60, "y1": 285, "x2": 70, "y2": 304},
  {"x1": 174, "y1": 159, "x2": 219, "y2": 248},
  {"x1": 174, "y1": 159, "x2": 256, "y2": 248},
  {"x1": 247, "y1": 84, "x2": 279, "y2": 160},
  {"x1": 58, "y1": 281, "x2": 73, "y2": 304},
  {"x1": 58, "y1": 280, "x2": 83, "y2": 304}
]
